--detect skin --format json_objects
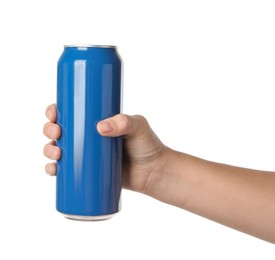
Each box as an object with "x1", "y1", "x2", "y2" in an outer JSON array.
[{"x1": 43, "y1": 104, "x2": 275, "y2": 244}]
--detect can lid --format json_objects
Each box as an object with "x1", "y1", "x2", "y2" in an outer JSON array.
[{"x1": 64, "y1": 44, "x2": 117, "y2": 48}]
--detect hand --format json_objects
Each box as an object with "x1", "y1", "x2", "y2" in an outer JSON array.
[
  {"x1": 43, "y1": 106, "x2": 275, "y2": 243},
  {"x1": 43, "y1": 104, "x2": 169, "y2": 193}
]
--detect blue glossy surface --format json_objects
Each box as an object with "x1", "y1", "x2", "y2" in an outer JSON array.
[{"x1": 56, "y1": 46, "x2": 122, "y2": 216}]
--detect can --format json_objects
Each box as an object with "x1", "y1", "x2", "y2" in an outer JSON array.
[{"x1": 56, "y1": 45, "x2": 123, "y2": 220}]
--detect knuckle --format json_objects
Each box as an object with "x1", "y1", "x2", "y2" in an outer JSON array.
[
  {"x1": 118, "y1": 114, "x2": 132, "y2": 130},
  {"x1": 135, "y1": 114, "x2": 147, "y2": 124},
  {"x1": 134, "y1": 114, "x2": 149, "y2": 128}
]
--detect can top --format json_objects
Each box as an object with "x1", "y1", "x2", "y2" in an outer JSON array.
[{"x1": 64, "y1": 44, "x2": 117, "y2": 49}]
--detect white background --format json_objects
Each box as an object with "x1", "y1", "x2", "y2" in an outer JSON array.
[{"x1": 0, "y1": 0, "x2": 275, "y2": 259}]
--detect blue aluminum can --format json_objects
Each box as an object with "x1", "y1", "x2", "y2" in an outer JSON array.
[{"x1": 56, "y1": 45, "x2": 123, "y2": 220}]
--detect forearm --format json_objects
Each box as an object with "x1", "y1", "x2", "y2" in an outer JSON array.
[{"x1": 146, "y1": 148, "x2": 275, "y2": 243}]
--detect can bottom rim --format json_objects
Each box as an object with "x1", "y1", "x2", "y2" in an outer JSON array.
[{"x1": 63, "y1": 213, "x2": 116, "y2": 221}]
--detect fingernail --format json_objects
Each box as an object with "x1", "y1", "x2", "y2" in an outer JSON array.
[
  {"x1": 99, "y1": 121, "x2": 114, "y2": 133},
  {"x1": 45, "y1": 164, "x2": 50, "y2": 174},
  {"x1": 53, "y1": 147, "x2": 60, "y2": 158},
  {"x1": 46, "y1": 109, "x2": 51, "y2": 119}
]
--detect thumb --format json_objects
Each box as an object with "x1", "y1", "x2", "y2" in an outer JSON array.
[{"x1": 97, "y1": 114, "x2": 148, "y2": 138}]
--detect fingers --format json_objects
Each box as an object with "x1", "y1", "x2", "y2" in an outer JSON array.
[
  {"x1": 45, "y1": 162, "x2": 57, "y2": 176},
  {"x1": 43, "y1": 122, "x2": 61, "y2": 139},
  {"x1": 97, "y1": 114, "x2": 149, "y2": 138},
  {"x1": 44, "y1": 104, "x2": 60, "y2": 176},
  {"x1": 44, "y1": 141, "x2": 61, "y2": 160},
  {"x1": 45, "y1": 104, "x2": 57, "y2": 123}
]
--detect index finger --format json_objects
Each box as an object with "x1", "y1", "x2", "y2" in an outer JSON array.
[{"x1": 45, "y1": 104, "x2": 57, "y2": 123}]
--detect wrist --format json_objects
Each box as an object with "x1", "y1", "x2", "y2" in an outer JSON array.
[{"x1": 143, "y1": 147, "x2": 186, "y2": 206}]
